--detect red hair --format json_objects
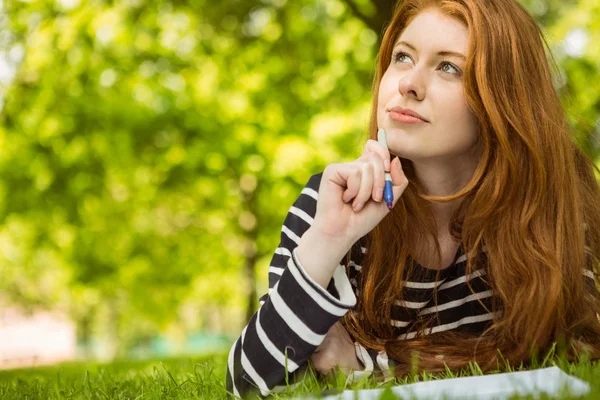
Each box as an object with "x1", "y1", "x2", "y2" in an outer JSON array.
[{"x1": 344, "y1": 0, "x2": 600, "y2": 374}]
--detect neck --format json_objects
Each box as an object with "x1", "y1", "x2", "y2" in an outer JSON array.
[{"x1": 410, "y1": 151, "x2": 480, "y2": 237}]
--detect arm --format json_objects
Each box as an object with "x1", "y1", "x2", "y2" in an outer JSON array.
[
  {"x1": 227, "y1": 142, "x2": 409, "y2": 398},
  {"x1": 310, "y1": 241, "x2": 396, "y2": 383},
  {"x1": 309, "y1": 321, "x2": 396, "y2": 381},
  {"x1": 225, "y1": 174, "x2": 357, "y2": 398}
]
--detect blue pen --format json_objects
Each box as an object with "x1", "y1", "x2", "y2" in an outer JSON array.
[{"x1": 377, "y1": 128, "x2": 394, "y2": 210}]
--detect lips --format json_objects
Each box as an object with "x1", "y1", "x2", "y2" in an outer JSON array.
[{"x1": 388, "y1": 107, "x2": 428, "y2": 122}]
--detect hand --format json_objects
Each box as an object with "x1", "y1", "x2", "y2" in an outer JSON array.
[
  {"x1": 311, "y1": 321, "x2": 362, "y2": 375},
  {"x1": 312, "y1": 139, "x2": 409, "y2": 247}
]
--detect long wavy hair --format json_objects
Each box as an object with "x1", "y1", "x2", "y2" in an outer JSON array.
[{"x1": 343, "y1": 0, "x2": 600, "y2": 375}]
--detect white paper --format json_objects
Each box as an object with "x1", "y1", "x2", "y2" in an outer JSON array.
[{"x1": 297, "y1": 366, "x2": 590, "y2": 400}]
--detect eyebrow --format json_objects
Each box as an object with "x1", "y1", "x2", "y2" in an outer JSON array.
[{"x1": 394, "y1": 40, "x2": 466, "y2": 60}]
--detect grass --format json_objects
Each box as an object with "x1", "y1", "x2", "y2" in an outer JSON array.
[{"x1": 0, "y1": 353, "x2": 598, "y2": 399}]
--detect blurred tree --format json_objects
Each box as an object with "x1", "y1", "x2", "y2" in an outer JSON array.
[
  {"x1": 0, "y1": 0, "x2": 376, "y2": 355},
  {"x1": 0, "y1": 0, "x2": 598, "y2": 358}
]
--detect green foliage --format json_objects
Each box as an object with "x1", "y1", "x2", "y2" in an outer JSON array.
[
  {"x1": 0, "y1": 0, "x2": 598, "y2": 353},
  {"x1": 0, "y1": 0, "x2": 377, "y2": 350},
  {"x1": 0, "y1": 356, "x2": 600, "y2": 399},
  {"x1": 0, "y1": 355, "x2": 230, "y2": 399}
]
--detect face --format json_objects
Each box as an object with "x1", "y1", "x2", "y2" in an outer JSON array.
[{"x1": 377, "y1": 10, "x2": 479, "y2": 162}]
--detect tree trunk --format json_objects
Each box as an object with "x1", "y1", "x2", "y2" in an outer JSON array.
[
  {"x1": 104, "y1": 297, "x2": 120, "y2": 361},
  {"x1": 244, "y1": 244, "x2": 259, "y2": 324},
  {"x1": 77, "y1": 306, "x2": 95, "y2": 359},
  {"x1": 341, "y1": 0, "x2": 399, "y2": 41},
  {"x1": 241, "y1": 178, "x2": 260, "y2": 325}
]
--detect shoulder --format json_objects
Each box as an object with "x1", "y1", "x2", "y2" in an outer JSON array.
[
  {"x1": 274, "y1": 173, "x2": 323, "y2": 251},
  {"x1": 304, "y1": 172, "x2": 323, "y2": 194},
  {"x1": 290, "y1": 172, "x2": 323, "y2": 211}
]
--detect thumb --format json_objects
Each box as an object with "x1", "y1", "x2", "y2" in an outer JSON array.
[{"x1": 389, "y1": 156, "x2": 409, "y2": 205}]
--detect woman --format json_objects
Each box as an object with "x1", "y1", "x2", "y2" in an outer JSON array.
[{"x1": 226, "y1": 0, "x2": 600, "y2": 397}]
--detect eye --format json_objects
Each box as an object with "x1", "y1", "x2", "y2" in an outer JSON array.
[
  {"x1": 439, "y1": 61, "x2": 462, "y2": 76},
  {"x1": 392, "y1": 50, "x2": 412, "y2": 64},
  {"x1": 392, "y1": 50, "x2": 463, "y2": 77}
]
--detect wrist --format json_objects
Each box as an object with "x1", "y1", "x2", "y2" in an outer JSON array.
[
  {"x1": 307, "y1": 221, "x2": 356, "y2": 250},
  {"x1": 295, "y1": 227, "x2": 353, "y2": 288}
]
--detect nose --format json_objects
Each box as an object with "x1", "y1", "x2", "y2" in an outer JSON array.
[{"x1": 397, "y1": 67, "x2": 426, "y2": 101}]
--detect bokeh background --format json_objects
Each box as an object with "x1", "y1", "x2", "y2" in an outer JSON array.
[{"x1": 0, "y1": 0, "x2": 598, "y2": 367}]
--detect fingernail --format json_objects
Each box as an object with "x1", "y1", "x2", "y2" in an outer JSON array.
[
  {"x1": 375, "y1": 188, "x2": 383, "y2": 201},
  {"x1": 353, "y1": 202, "x2": 362, "y2": 212},
  {"x1": 385, "y1": 159, "x2": 390, "y2": 171}
]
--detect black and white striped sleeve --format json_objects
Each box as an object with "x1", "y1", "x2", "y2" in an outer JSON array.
[
  {"x1": 348, "y1": 343, "x2": 396, "y2": 382},
  {"x1": 226, "y1": 173, "x2": 357, "y2": 398},
  {"x1": 341, "y1": 241, "x2": 396, "y2": 382}
]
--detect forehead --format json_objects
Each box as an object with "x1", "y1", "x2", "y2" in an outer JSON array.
[{"x1": 396, "y1": 10, "x2": 469, "y2": 53}]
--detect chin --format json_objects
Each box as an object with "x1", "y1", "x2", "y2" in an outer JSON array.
[
  {"x1": 388, "y1": 148, "x2": 416, "y2": 161},
  {"x1": 392, "y1": 143, "x2": 435, "y2": 162}
]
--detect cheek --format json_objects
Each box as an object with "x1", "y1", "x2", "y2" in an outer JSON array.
[
  {"x1": 450, "y1": 108, "x2": 479, "y2": 149},
  {"x1": 377, "y1": 75, "x2": 395, "y2": 120},
  {"x1": 456, "y1": 105, "x2": 478, "y2": 138},
  {"x1": 427, "y1": 89, "x2": 478, "y2": 150},
  {"x1": 443, "y1": 92, "x2": 477, "y2": 133},
  {"x1": 377, "y1": 71, "x2": 395, "y2": 101}
]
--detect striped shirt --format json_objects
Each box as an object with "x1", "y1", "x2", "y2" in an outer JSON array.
[{"x1": 226, "y1": 172, "x2": 595, "y2": 398}]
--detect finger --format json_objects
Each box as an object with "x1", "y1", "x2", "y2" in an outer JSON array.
[
  {"x1": 311, "y1": 350, "x2": 334, "y2": 375},
  {"x1": 322, "y1": 163, "x2": 361, "y2": 203},
  {"x1": 364, "y1": 152, "x2": 385, "y2": 202},
  {"x1": 342, "y1": 166, "x2": 361, "y2": 203},
  {"x1": 352, "y1": 161, "x2": 374, "y2": 212},
  {"x1": 331, "y1": 321, "x2": 354, "y2": 344},
  {"x1": 389, "y1": 156, "x2": 409, "y2": 207},
  {"x1": 361, "y1": 139, "x2": 391, "y2": 172},
  {"x1": 310, "y1": 353, "x2": 323, "y2": 372},
  {"x1": 313, "y1": 338, "x2": 326, "y2": 353}
]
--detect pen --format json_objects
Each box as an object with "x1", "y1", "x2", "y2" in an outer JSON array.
[{"x1": 377, "y1": 128, "x2": 394, "y2": 210}]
